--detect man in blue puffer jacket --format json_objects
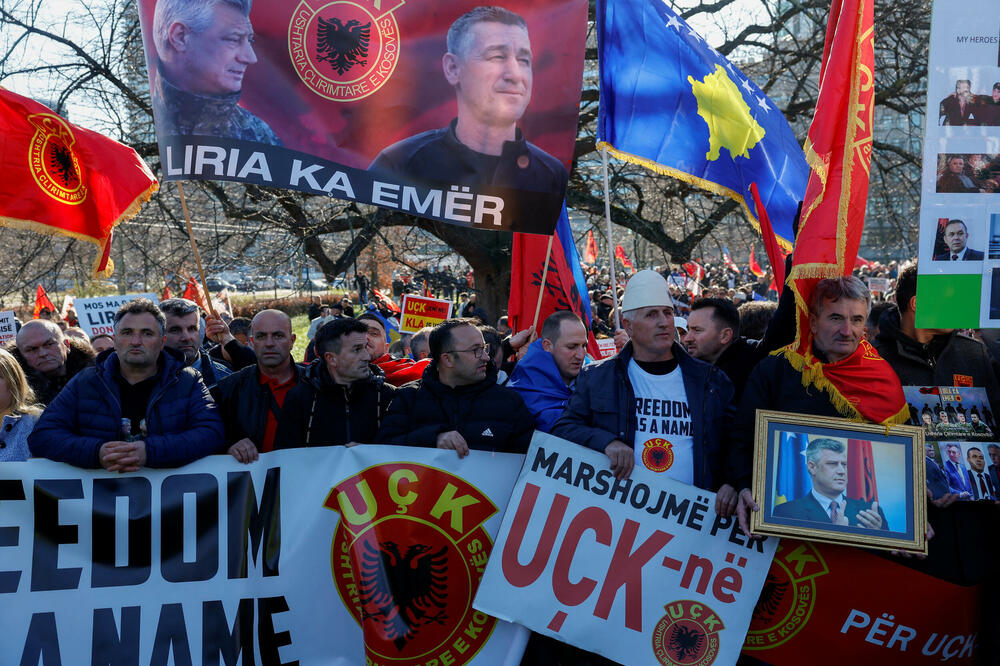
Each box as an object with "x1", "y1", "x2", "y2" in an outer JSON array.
[{"x1": 29, "y1": 298, "x2": 223, "y2": 470}]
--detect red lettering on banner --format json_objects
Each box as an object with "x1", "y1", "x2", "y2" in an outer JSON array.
[
  {"x1": 552, "y1": 506, "x2": 612, "y2": 607},
  {"x1": 501, "y1": 484, "x2": 569, "y2": 587},
  {"x1": 593, "y1": 520, "x2": 673, "y2": 631}
]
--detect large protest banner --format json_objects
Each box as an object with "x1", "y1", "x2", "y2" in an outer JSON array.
[
  {"x1": 134, "y1": 0, "x2": 586, "y2": 235},
  {"x1": 0, "y1": 446, "x2": 527, "y2": 665},
  {"x1": 740, "y1": 538, "x2": 981, "y2": 664},
  {"x1": 915, "y1": 0, "x2": 1000, "y2": 328},
  {"x1": 74, "y1": 293, "x2": 158, "y2": 338},
  {"x1": 474, "y1": 433, "x2": 777, "y2": 665}
]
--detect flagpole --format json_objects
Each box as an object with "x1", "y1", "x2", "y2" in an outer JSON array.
[
  {"x1": 176, "y1": 182, "x2": 217, "y2": 317},
  {"x1": 600, "y1": 147, "x2": 621, "y2": 330},
  {"x1": 530, "y1": 235, "x2": 555, "y2": 334}
]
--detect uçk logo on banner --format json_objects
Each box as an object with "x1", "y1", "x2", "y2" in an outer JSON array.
[
  {"x1": 135, "y1": 0, "x2": 587, "y2": 235},
  {"x1": 474, "y1": 433, "x2": 778, "y2": 666},
  {"x1": 0, "y1": 447, "x2": 527, "y2": 664}
]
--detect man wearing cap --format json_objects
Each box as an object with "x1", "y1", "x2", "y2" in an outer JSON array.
[{"x1": 552, "y1": 270, "x2": 738, "y2": 506}]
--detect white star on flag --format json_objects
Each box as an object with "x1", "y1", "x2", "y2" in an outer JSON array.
[
  {"x1": 665, "y1": 14, "x2": 682, "y2": 30},
  {"x1": 741, "y1": 77, "x2": 754, "y2": 94},
  {"x1": 688, "y1": 26, "x2": 704, "y2": 42},
  {"x1": 756, "y1": 95, "x2": 770, "y2": 112}
]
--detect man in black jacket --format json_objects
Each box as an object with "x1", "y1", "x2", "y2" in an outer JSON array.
[
  {"x1": 376, "y1": 318, "x2": 534, "y2": 455},
  {"x1": 10, "y1": 319, "x2": 95, "y2": 406},
  {"x1": 211, "y1": 309, "x2": 303, "y2": 461},
  {"x1": 275, "y1": 318, "x2": 394, "y2": 448},
  {"x1": 683, "y1": 297, "x2": 763, "y2": 403}
]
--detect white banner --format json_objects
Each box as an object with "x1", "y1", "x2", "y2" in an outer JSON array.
[
  {"x1": 0, "y1": 309, "x2": 15, "y2": 345},
  {"x1": 74, "y1": 293, "x2": 158, "y2": 338},
  {"x1": 0, "y1": 446, "x2": 527, "y2": 665},
  {"x1": 474, "y1": 433, "x2": 778, "y2": 666}
]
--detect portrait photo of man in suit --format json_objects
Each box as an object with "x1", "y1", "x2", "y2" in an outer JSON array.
[
  {"x1": 941, "y1": 442, "x2": 973, "y2": 498},
  {"x1": 933, "y1": 219, "x2": 985, "y2": 261},
  {"x1": 772, "y1": 437, "x2": 887, "y2": 530},
  {"x1": 965, "y1": 446, "x2": 997, "y2": 500}
]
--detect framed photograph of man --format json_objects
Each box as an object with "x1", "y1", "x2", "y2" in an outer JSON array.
[{"x1": 750, "y1": 410, "x2": 927, "y2": 554}]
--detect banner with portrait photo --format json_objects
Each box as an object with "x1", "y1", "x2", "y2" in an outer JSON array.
[
  {"x1": 135, "y1": 0, "x2": 587, "y2": 236},
  {"x1": 0, "y1": 446, "x2": 528, "y2": 665},
  {"x1": 916, "y1": 1, "x2": 1000, "y2": 327}
]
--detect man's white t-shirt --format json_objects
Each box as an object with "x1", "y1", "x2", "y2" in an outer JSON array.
[{"x1": 628, "y1": 359, "x2": 694, "y2": 483}]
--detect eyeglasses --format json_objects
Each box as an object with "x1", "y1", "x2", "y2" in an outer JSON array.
[{"x1": 446, "y1": 344, "x2": 491, "y2": 358}]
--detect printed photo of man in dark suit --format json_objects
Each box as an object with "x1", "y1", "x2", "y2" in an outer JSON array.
[
  {"x1": 772, "y1": 437, "x2": 887, "y2": 529},
  {"x1": 933, "y1": 219, "x2": 985, "y2": 261}
]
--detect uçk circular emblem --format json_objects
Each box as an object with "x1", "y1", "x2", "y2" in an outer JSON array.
[
  {"x1": 652, "y1": 600, "x2": 724, "y2": 666},
  {"x1": 27, "y1": 113, "x2": 86, "y2": 205},
  {"x1": 288, "y1": 0, "x2": 400, "y2": 101},
  {"x1": 325, "y1": 463, "x2": 498, "y2": 665},
  {"x1": 743, "y1": 539, "x2": 828, "y2": 651},
  {"x1": 642, "y1": 437, "x2": 675, "y2": 472}
]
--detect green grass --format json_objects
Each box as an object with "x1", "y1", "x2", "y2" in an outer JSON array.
[{"x1": 291, "y1": 313, "x2": 310, "y2": 362}]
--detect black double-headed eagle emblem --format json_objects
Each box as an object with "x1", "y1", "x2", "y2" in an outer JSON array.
[
  {"x1": 359, "y1": 540, "x2": 449, "y2": 650},
  {"x1": 315, "y1": 17, "x2": 372, "y2": 75}
]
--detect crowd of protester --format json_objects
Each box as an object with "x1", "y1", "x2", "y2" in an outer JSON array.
[{"x1": 1, "y1": 249, "x2": 997, "y2": 664}]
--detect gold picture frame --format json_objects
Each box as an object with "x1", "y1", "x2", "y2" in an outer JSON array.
[{"x1": 750, "y1": 410, "x2": 927, "y2": 554}]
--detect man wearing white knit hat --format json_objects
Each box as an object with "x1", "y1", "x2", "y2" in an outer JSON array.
[{"x1": 553, "y1": 269, "x2": 740, "y2": 513}]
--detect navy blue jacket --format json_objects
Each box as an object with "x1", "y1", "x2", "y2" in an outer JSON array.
[
  {"x1": 28, "y1": 348, "x2": 223, "y2": 468},
  {"x1": 551, "y1": 341, "x2": 736, "y2": 492}
]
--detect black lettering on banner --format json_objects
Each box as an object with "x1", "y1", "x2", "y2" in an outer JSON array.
[
  {"x1": 0, "y1": 478, "x2": 25, "y2": 593},
  {"x1": 203, "y1": 599, "x2": 255, "y2": 666},
  {"x1": 258, "y1": 596, "x2": 298, "y2": 666},
  {"x1": 592, "y1": 469, "x2": 613, "y2": 496},
  {"x1": 92, "y1": 606, "x2": 140, "y2": 665},
  {"x1": 161, "y1": 474, "x2": 219, "y2": 583},
  {"x1": 552, "y1": 457, "x2": 574, "y2": 483},
  {"x1": 150, "y1": 603, "x2": 193, "y2": 666},
  {"x1": 227, "y1": 468, "x2": 281, "y2": 579},
  {"x1": 20, "y1": 612, "x2": 61, "y2": 666},
  {"x1": 573, "y1": 462, "x2": 595, "y2": 490},
  {"x1": 92, "y1": 477, "x2": 152, "y2": 588},
  {"x1": 662, "y1": 495, "x2": 689, "y2": 523},
  {"x1": 31, "y1": 479, "x2": 82, "y2": 591},
  {"x1": 530, "y1": 446, "x2": 558, "y2": 476}
]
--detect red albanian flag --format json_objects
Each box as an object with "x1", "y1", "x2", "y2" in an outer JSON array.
[
  {"x1": 0, "y1": 88, "x2": 158, "y2": 276},
  {"x1": 614, "y1": 244, "x2": 634, "y2": 271},
  {"x1": 749, "y1": 246, "x2": 765, "y2": 278},
  {"x1": 182, "y1": 277, "x2": 208, "y2": 310},
  {"x1": 33, "y1": 285, "x2": 56, "y2": 319}
]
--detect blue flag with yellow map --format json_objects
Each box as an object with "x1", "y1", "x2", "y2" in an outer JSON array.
[{"x1": 596, "y1": 0, "x2": 808, "y2": 247}]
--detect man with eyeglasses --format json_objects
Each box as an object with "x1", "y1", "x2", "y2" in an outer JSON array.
[{"x1": 376, "y1": 318, "x2": 534, "y2": 455}]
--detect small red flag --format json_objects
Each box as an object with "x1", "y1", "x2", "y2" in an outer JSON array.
[
  {"x1": 614, "y1": 245, "x2": 634, "y2": 271},
  {"x1": 584, "y1": 230, "x2": 598, "y2": 264},
  {"x1": 750, "y1": 182, "x2": 788, "y2": 296},
  {"x1": 33, "y1": 285, "x2": 56, "y2": 319},
  {"x1": 749, "y1": 247, "x2": 764, "y2": 278},
  {"x1": 682, "y1": 261, "x2": 705, "y2": 280},
  {"x1": 182, "y1": 277, "x2": 207, "y2": 310},
  {"x1": 371, "y1": 288, "x2": 401, "y2": 314},
  {"x1": 161, "y1": 285, "x2": 173, "y2": 301},
  {"x1": 0, "y1": 88, "x2": 158, "y2": 276}
]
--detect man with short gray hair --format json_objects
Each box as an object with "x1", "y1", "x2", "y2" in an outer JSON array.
[
  {"x1": 9, "y1": 318, "x2": 95, "y2": 405},
  {"x1": 150, "y1": 0, "x2": 280, "y2": 143},
  {"x1": 771, "y1": 437, "x2": 886, "y2": 528},
  {"x1": 734, "y1": 276, "x2": 907, "y2": 535},
  {"x1": 160, "y1": 298, "x2": 232, "y2": 389},
  {"x1": 28, "y1": 298, "x2": 223, "y2": 470},
  {"x1": 369, "y1": 6, "x2": 568, "y2": 197}
]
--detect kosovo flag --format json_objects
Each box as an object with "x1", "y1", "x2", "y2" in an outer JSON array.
[
  {"x1": 775, "y1": 432, "x2": 811, "y2": 505},
  {"x1": 597, "y1": 0, "x2": 807, "y2": 247}
]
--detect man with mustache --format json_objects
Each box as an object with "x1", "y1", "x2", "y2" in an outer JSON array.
[
  {"x1": 369, "y1": 6, "x2": 567, "y2": 196},
  {"x1": 151, "y1": 0, "x2": 281, "y2": 144}
]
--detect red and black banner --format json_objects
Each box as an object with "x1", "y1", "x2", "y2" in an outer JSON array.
[{"x1": 135, "y1": 0, "x2": 586, "y2": 235}]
